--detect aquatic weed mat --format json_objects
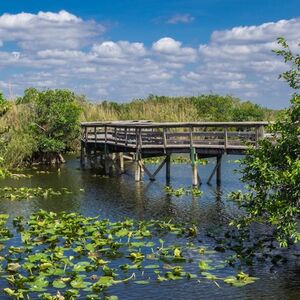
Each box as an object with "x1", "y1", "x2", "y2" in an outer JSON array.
[{"x1": 0, "y1": 211, "x2": 258, "y2": 299}]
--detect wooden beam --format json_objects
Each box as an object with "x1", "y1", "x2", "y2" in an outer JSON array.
[
  {"x1": 207, "y1": 155, "x2": 222, "y2": 185},
  {"x1": 191, "y1": 147, "x2": 198, "y2": 186},
  {"x1": 119, "y1": 152, "x2": 124, "y2": 173},
  {"x1": 166, "y1": 155, "x2": 171, "y2": 183}
]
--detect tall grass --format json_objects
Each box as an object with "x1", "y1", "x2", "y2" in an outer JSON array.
[
  {"x1": 79, "y1": 94, "x2": 278, "y2": 123},
  {"x1": 0, "y1": 103, "x2": 37, "y2": 167},
  {"x1": 0, "y1": 93, "x2": 279, "y2": 168}
]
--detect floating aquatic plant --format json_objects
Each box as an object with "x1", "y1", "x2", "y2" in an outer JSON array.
[
  {"x1": 164, "y1": 186, "x2": 203, "y2": 197},
  {"x1": 0, "y1": 210, "x2": 258, "y2": 299},
  {"x1": 0, "y1": 187, "x2": 73, "y2": 200}
]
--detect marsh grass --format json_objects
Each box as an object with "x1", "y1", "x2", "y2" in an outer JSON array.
[
  {"x1": 0, "y1": 93, "x2": 278, "y2": 168},
  {"x1": 79, "y1": 94, "x2": 278, "y2": 123}
]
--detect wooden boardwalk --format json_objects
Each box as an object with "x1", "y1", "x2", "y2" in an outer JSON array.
[{"x1": 80, "y1": 121, "x2": 269, "y2": 186}]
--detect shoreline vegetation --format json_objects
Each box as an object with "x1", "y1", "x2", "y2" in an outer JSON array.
[{"x1": 0, "y1": 91, "x2": 279, "y2": 169}]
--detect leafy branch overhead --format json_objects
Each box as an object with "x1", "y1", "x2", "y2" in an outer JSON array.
[{"x1": 230, "y1": 37, "x2": 300, "y2": 247}]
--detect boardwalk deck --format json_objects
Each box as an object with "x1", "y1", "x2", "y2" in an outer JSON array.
[{"x1": 80, "y1": 121, "x2": 269, "y2": 185}]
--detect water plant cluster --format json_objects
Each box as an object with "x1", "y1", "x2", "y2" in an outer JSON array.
[
  {"x1": 0, "y1": 187, "x2": 73, "y2": 201},
  {"x1": 0, "y1": 210, "x2": 258, "y2": 299},
  {"x1": 144, "y1": 156, "x2": 208, "y2": 165},
  {"x1": 164, "y1": 186, "x2": 203, "y2": 197}
]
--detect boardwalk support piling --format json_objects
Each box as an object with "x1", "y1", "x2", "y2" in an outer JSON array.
[
  {"x1": 135, "y1": 153, "x2": 143, "y2": 182},
  {"x1": 166, "y1": 154, "x2": 171, "y2": 183},
  {"x1": 216, "y1": 155, "x2": 222, "y2": 186},
  {"x1": 207, "y1": 155, "x2": 222, "y2": 185},
  {"x1": 119, "y1": 152, "x2": 124, "y2": 173},
  {"x1": 191, "y1": 147, "x2": 198, "y2": 186}
]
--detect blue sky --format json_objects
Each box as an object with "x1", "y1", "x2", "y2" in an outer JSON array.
[{"x1": 0, "y1": 0, "x2": 300, "y2": 108}]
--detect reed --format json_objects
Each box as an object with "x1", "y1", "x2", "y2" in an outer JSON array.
[{"x1": 79, "y1": 94, "x2": 278, "y2": 123}]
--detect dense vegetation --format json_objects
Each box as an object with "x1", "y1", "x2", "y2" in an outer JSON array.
[
  {"x1": 0, "y1": 89, "x2": 81, "y2": 168},
  {"x1": 80, "y1": 94, "x2": 277, "y2": 123},
  {"x1": 0, "y1": 91, "x2": 277, "y2": 169},
  {"x1": 230, "y1": 38, "x2": 300, "y2": 247}
]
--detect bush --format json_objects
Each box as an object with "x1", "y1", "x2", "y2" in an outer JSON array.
[
  {"x1": 230, "y1": 38, "x2": 300, "y2": 247},
  {"x1": 18, "y1": 88, "x2": 82, "y2": 155}
]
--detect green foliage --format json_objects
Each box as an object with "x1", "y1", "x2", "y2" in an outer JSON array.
[
  {"x1": 0, "y1": 89, "x2": 81, "y2": 167},
  {"x1": 230, "y1": 37, "x2": 300, "y2": 247},
  {"x1": 231, "y1": 101, "x2": 265, "y2": 121},
  {"x1": 81, "y1": 94, "x2": 278, "y2": 123},
  {"x1": 0, "y1": 156, "x2": 7, "y2": 179},
  {"x1": 2, "y1": 130, "x2": 38, "y2": 167},
  {"x1": 273, "y1": 37, "x2": 300, "y2": 89},
  {"x1": 191, "y1": 94, "x2": 237, "y2": 121},
  {"x1": 0, "y1": 91, "x2": 9, "y2": 117},
  {"x1": 19, "y1": 88, "x2": 82, "y2": 154},
  {"x1": 0, "y1": 210, "x2": 257, "y2": 299}
]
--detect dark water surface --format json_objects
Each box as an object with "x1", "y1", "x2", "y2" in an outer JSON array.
[{"x1": 0, "y1": 155, "x2": 299, "y2": 300}]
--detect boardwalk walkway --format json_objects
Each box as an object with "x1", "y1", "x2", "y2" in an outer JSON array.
[{"x1": 80, "y1": 121, "x2": 269, "y2": 186}]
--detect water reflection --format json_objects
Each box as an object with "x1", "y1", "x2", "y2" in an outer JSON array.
[{"x1": 0, "y1": 155, "x2": 299, "y2": 299}]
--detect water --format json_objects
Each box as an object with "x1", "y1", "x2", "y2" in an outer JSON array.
[{"x1": 0, "y1": 155, "x2": 299, "y2": 299}]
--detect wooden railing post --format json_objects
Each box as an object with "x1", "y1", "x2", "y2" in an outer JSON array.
[
  {"x1": 255, "y1": 126, "x2": 260, "y2": 148},
  {"x1": 104, "y1": 125, "x2": 108, "y2": 155},
  {"x1": 138, "y1": 128, "x2": 142, "y2": 149},
  {"x1": 224, "y1": 127, "x2": 228, "y2": 150},
  {"x1": 163, "y1": 127, "x2": 167, "y2": 151},
  {"x1": 125, "y1": 127, "x2": 128, "y2": 146},
  {"x1": 189, "y1": 126, "x2": 194, "y2": 148},
  {"x1": 135, "y1": 128, "x2": 138, "y2": 148}
]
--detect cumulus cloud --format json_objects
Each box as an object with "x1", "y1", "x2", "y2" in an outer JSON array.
[
  {"x1": 211, "y1": 19, "x2": 300, "y2": 44},
  {"x1": 152, "y1": 37, "x2": 197, "y2": 63},
  {"x1": 0, "y1": 10, "x2": 105, "y2": 50},
  {"x1": 166, "y1": 14, "x2": 194, "y2": 24},
  {"x1": 189, "y1": 18, "x2": 300, "y2": 106},
  {"x1": 92, "y1": 41, "x2": 146, "y2": 58},
  {"x1": 0, "y1": 10, "x2": 299, "y2": 108}
]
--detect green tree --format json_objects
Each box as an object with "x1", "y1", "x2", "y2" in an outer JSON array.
[
  {"x1": 232, "y1": 101, "x2": 266, "y2": 121},
  {"x1": 18, "y1": 88, "x2": 82, "y2": 161},
  {"x1": 230, "y1": 38, "x2": 300, "y2": 247},
  {"x1": 191, "y1": 94, "x2": 237, "y2": 121}
]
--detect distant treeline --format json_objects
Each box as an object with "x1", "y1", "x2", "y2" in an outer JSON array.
[
  {"x1": 79, "y1": 94, "x2": 279, "y2": 123},
  {"x1": 0, "y1": 89, "x2": 280, "y2": 168}
]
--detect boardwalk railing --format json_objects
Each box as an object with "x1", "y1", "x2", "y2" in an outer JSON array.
[{"x1": 81, "y1": 121, "x2": 269, "y2": 152}]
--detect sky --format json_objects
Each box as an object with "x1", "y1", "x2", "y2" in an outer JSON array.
[{"x1": 0, "y1": 0, "x2": 300, "y2": 108}]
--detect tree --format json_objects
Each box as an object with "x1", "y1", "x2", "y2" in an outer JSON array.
[
  {"x1": 231, "y1": 101, "x2": 266, "y2": 121},
  {"x1": 230, "y1": 38, "x2": 300, "y2": 247},
  {"x1": 17, "y1": 88, "x2": 82, "y2": 163}
]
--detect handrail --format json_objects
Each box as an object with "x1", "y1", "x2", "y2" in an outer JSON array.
[
  {"x1": 81, "y1": 121, "x2": 270, "y2": 128},
  {"x1": 80, "y1": 121, "x2": 270, "y2": 151}
]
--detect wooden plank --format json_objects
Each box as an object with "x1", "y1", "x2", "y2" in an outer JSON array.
[{"x1": 81, "y1": 121, "x2": 270, "y2": 128}]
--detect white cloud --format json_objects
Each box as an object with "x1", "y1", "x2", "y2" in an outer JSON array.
[
  {"x1": 211, "y1": 18, "x2": 300, "y2": 43},
  {"x1": 92, "y1": 41, "x2": 146, "y2": 58},
  {"x1": 152, "y1": 37, "x2": 197, "y2": 63},
  {"x1": 0, "y1": 10, "x2": 105, "y2": 50},
  {"x1": 0, "y1": 11, "x2": 299, "y2": 108},
  {"x1": 189, "y1": 18, "x2": 300, "y2": 106},
  {"x1": 166, "y1": 14, "x2": 194, "y2": 24}
]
